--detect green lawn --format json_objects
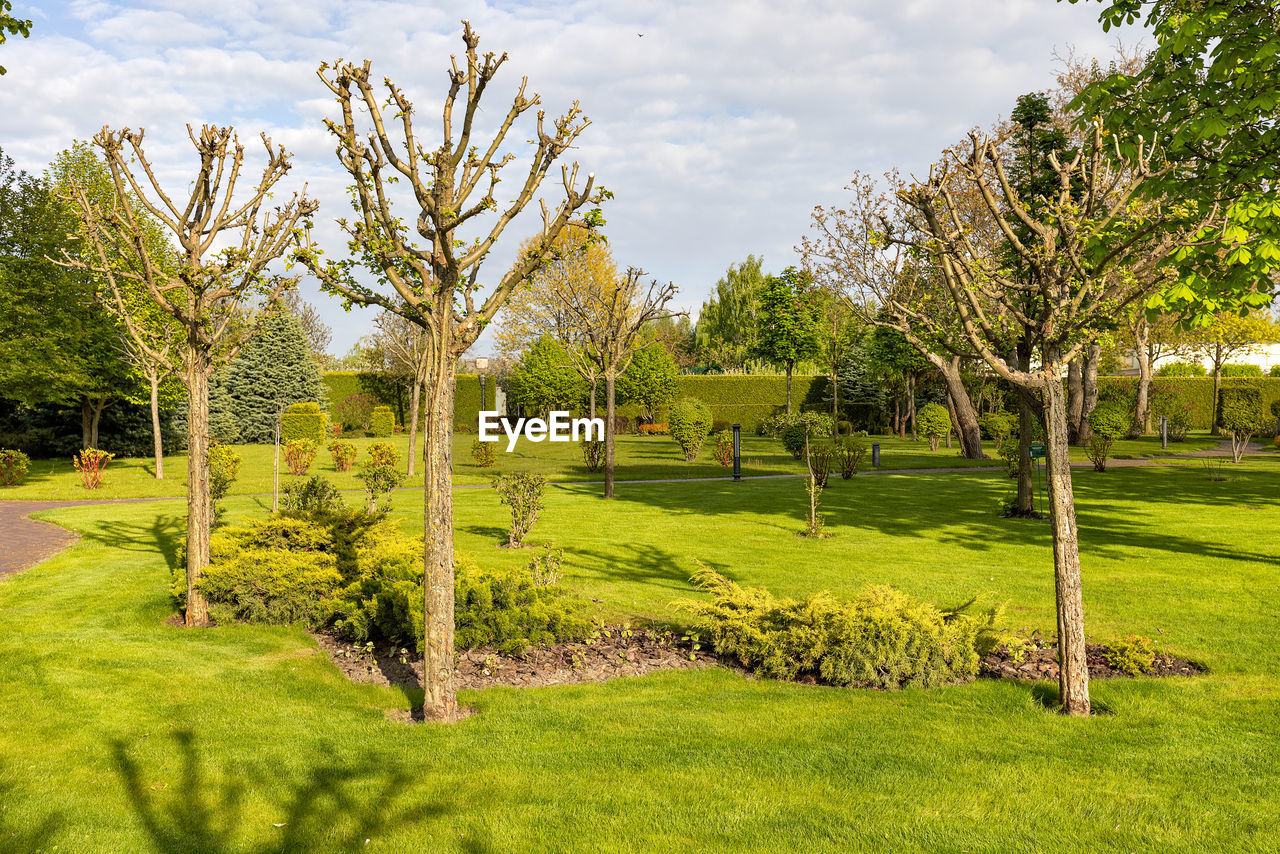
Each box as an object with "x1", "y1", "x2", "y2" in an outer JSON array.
[
  {"x1": 0, "y1": 430, "x2": 1224, "y2": 501},
  {"x1": 1, "y1": 457, "x2": 1278, "y2": 850}
]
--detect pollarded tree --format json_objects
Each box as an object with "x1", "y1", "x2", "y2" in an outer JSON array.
[
  {"x1": 801, "y1": 170, "x2": 987, "y2": 458},
  {"x1": 554, "y1": 267, "x2": 678, "y2": 498},
  {"x1": 753, "y1": 267, "x2": 823, "y2": 413},
  {"x1": 61, "y1": 125, "x2": 315, "y2": 628},
  {"x1": 299, "y1": 22, "x2": 607, "y2": 722},
  {"x1": 496, "y1": 224, "x2": 619, "y2": 417},
  {"x1": 896, "y1": 122, "x2": 1224, "y2": 715}
]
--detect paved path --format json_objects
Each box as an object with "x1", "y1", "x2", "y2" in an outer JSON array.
[
  {"x1": 0, "y1": 440, "x2": 1269, "y2": 581},
  {"x1": 0, "y1": 501, "x2": 84, "y2": 580}
]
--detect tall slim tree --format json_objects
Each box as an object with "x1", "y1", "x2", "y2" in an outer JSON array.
[
  {"x1": 300, "y1": 23, "x2": 606, "y2": 722},
  {"x1": 61, "y1": 125, "x2": 315, "y2": 627},
  {"x1": 896, "y1": 123, "x2": 1223, "y2": 715},
  {"x1": 696, "y1": 256, "x2": 767, "y2": 371},
  {"x1": 753, "y1": 267, "x2": 822, "y2": 413}
]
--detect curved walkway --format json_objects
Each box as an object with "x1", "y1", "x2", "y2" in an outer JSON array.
[{"x1": 0, "y1": 440, "x2": 1270, "y2": 581}]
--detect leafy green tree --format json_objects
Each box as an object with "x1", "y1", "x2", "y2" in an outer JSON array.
[
  {"x1": 616, "y1": 342, "x2": 679, "y2": 421},
  {"x1": 504, "y1": 337, "x2": 585, "y2": 417},
  {"x1": 696, "y1": 255, "x2": 767, "y2": 371},
  {"x1": 220, "y1": 307, "x2": 327, "y2": 443},
  {"x1": 0, "y1": 1, "x2": 31, "y2": 75},
  {"x1": 752, "y1": 267, "x2": 823, "y2": 412},
  {"x1": 1071, "y1": 0, "x2": 1280, "y2": 320},
  {"x1": 48, "y1": 141, "x2": 185, "y2": 473},
  {"x1": 0, "y1": 147, "x2": 137, "y2": 449}
]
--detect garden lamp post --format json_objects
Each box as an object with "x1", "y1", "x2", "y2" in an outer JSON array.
[
  {"x1": 476, "y1": 357, "x2": 489, "y2": 412},
  {"x1": 732, "y1": 423, "x2": 742, "y2": 482}
]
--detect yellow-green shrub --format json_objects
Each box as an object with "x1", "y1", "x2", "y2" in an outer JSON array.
[{"x1": 679, "y1": 569, "x2": 996, "y2": 689}]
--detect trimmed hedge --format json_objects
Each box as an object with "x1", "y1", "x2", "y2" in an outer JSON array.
[
  {"x1": 322, "y1": 372, "x2": 485, "y2": 429},
  {"x1": 280, "y1": 402, "x2": 328, "y2": 443},
  {"x1": 1101, "y1": 376, "x2": 1280, "y2": 430},
  {"x1": 325, "y1": 372, "x2": 1280, "y2": 435}
]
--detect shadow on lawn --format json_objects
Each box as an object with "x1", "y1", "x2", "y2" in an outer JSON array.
[
  {"x1": 589, "y1": 462, "x2": 1280, "y2": 569},
  {"x1": 109, "y1": 730, "x2": 455, "y2": 853},
  {"x1": 0, "y1": 765, "x2": 61, "y2": 851},
  {"x1": 78, "y1": 512, "x2": 186, "y2": 569}
]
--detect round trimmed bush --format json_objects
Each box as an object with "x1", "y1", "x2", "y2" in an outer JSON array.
[{"x1": 669, "y1": 397, "x2": 713, "y2": 461}]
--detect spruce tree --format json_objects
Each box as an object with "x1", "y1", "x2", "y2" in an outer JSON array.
[{"x1": 221, "y1": 307, "x2": 326, "y2": 443}]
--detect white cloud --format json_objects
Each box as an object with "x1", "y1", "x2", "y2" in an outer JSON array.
[{"x1": 1, "y1": 0, "x2": 1141, "y2": 355}]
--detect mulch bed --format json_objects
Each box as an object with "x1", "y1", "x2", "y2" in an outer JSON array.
[
  {"x1": 981, "y1": 636, "x2": 1204, "y2": 681},
  {"x1": 315, "y1": 626, "x2": 722, "y2": 692}
]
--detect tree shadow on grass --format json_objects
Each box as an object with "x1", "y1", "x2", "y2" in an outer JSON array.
[
  {"x1": 557, "y1": 541, "x2": 717, "y2": 599},
  {"x1": 589, "y1": 466, "x2": 1280, "y2": 569},
  {"x1": 77, "y1": 512, "x2": 186, "y2": 569},
  {"x1": 0, "y1": 763, "x2": 61, "y2": 851},
  {"x1": 110, "y1": 730, "x2": 455, "y2": 853}
]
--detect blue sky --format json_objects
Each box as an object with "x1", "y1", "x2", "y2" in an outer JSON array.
[{"x1": 1, "y1": 0, "x2": 1138, "y2": 357}]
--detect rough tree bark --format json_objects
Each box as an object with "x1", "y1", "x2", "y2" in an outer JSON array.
[
  {"x1": 936, "y1": 357, "x2": 981, "y2": 457},
  {"x1": 421, "y1": 340, "x2": 457, "y2": 722},
  {"x1": 184, "y1": 346, "x2": 211, "y2": 627},
  {"x1": 1041, "y1": 360, "x2": 1090, "y2": 715},
  {"x1": 1067, "y1": 357, "x2": 1084, "y2": 444}
]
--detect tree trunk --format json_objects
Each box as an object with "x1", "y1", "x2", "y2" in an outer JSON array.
[
  {"x1": 149, "y1": 370, "x2": 164, "y2": 479},
  {"x1": 1040, "y1": 364, "x2": 1092, "y2": 717},
  {"x1": 81, "y1": 400, "x2": 92, "y2": 450},
  {"x1": 406, "y1": 377, "x2": 422, "y2": 477},
  {"x1": 89, "y1": 398, "x2": 107, "y2": 449},
  {"x1": 894, "y1": 396, "x2": 902, "y2": 437},
  {"x1": 605, "y1": 372, "x2": 616, "y2": 499},
  {"x1": 1211, "y1": 359, "x2": 1223, "y2": 435},
  {"x1": 1015, "y1": 343, "x2": 1035, "y2": 516},
  {"x1": 1067, "y1": 358, "x2": 1083, "y2": 444},
  {"x1": 907, "y1": 373, "x2": 918, "y2": 442},
  {"x1": 1134, "y1": 318, "x2": 1152, "y2": 436},
  {"x1": 937, "y1": 357, "x2": 982, "y2": 459},
  {"x1": 785, "y1": 361, "x2": 794, "y2": 414},
  {"x1": 421, "y1": 345, "x2": 459, "y2": 723},
  {"x1": 1077, "y1": 344, "x2": 1100, "y2": 446},
  {"x1": 184, "y1": 350, "x2": 212, "y2": 628},
  {"x1": 589, "y1": 376, "x2": 597, "y2": 421}
]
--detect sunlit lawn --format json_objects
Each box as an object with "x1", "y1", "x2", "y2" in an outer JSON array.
[
  {"x1": 1, "y1": 455, "x2": 1278, "y2": 850},
  {"x1": 0, "y1": 429, "x2": 1224, "y2": 501}
]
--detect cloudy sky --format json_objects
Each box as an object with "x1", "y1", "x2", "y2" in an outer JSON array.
[{"x1": 1, "y1": 0, "x2": 1138, "y2": 357}]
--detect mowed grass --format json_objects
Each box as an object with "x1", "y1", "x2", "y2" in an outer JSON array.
[
  {"x1": 1, "y1": 457, "x2": 1278, "y2": 851},
  {"x1": 0, "y1": 429, "x2": 1223, "y2": 501}
]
